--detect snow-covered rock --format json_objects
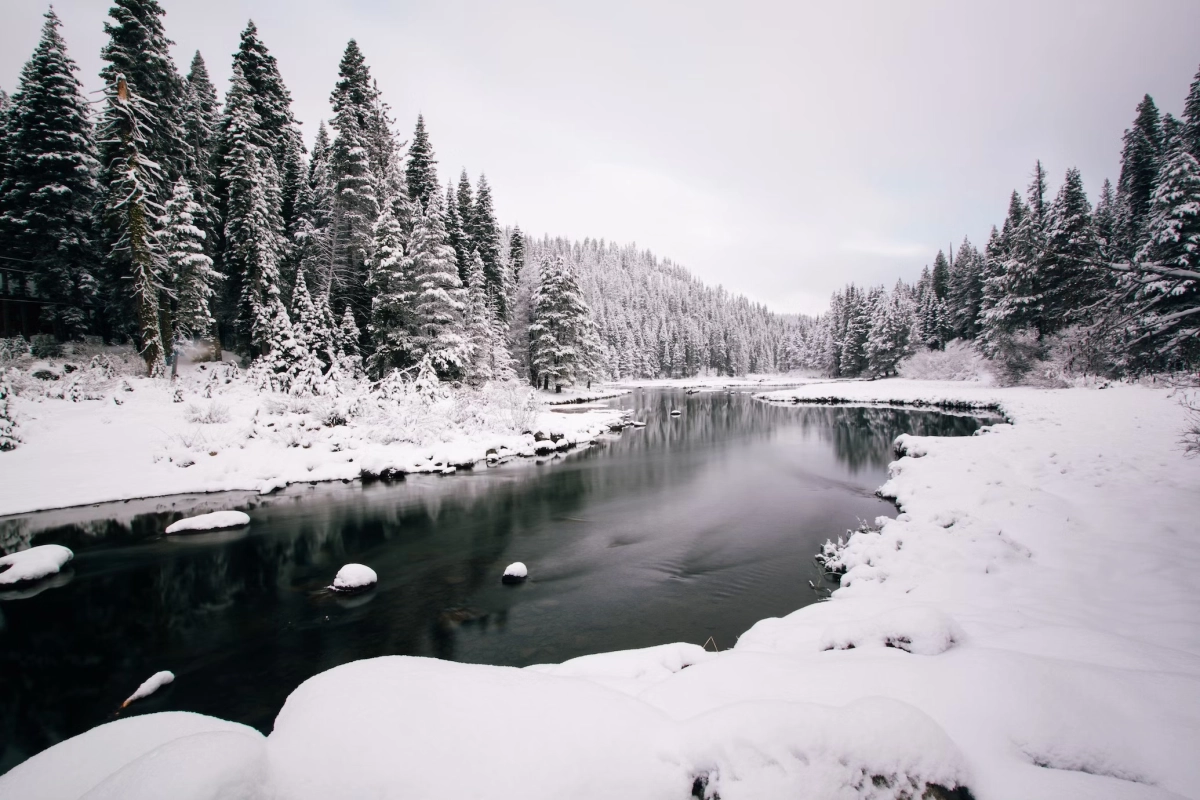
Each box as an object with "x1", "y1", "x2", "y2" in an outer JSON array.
[
  {"x1": 164, "y1": 510, "x2": 250, "y2": 534},
  {"x1": 122, "y1": 670, "x2": 175, "y2": 707},
  {"x1": 501, "y1": 561, "x2": 527, "y2": 583},
  {"x1": 331, "y1": 563, "x2": 377, "y2": 592},
  {"x1": 0, "y1": 543, "x2": 73, "y2": 585},
  {"x1": 0, "y1": 712, "x2": 264, "y2": 800}
]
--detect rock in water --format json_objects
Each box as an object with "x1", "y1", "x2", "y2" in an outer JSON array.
[
  {"x1": 0, "y1": 544, "x2": 73, "y2": 585},
  {"x1": 165, "y1": 510, "x2": 250, "y2": 534},
  {"x1": 332, "y1": 564, "x2": 378, "y2": 592},
  {"x1": 122, "y1": 671, "x2": 175, "y2": 708},
  {"x1": 670, "y1": 409, "x2": 682, "y2": 416},
  {"x1": 502, "y1": 562, "x2": 528, "y2": 584}
]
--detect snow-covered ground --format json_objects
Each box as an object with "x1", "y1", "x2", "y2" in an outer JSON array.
[
  {"x1": 3, "y1": 378, "x2": 1199, "y2": 799},
  {"x1": 0, "y1": 356, "x2": 626, "y2": 517}
]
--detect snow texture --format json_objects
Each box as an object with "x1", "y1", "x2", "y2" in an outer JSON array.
[
  {"x1": 122, "y1": 671, "x2": 175, "y2": 707},
  {"x1": 331, "y1": 563, "x2": 377, "y2": 591},
  {"x1": 0, "y1": 544, "x2": 72, "y2": 585},
  {"x1": 0, "y1": 712, "x2": 263, "y2": 800},
  {"x1": 9, "y1": 378, "x2": 1200, "y2": 800},
  {"x1": 164, "y1": 510, "x2": 250, "y2": 534}
]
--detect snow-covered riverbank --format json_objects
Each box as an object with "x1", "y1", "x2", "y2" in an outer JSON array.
[
  {"x1": 4, "y1": 379, "x2": 1199, "y2": 799},
  {"x1": 0, "y1": 358, "x2": 627, "y2": 517}
]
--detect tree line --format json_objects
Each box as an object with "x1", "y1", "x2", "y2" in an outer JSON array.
[{"x1": 786, "y1": 65, "x2": 1200, "y2": 381}]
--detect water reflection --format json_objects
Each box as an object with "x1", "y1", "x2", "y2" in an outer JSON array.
[{"x1": 0, "y1": 390, "x2": 997, "y2": 773}]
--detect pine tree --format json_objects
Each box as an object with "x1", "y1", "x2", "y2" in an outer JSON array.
[
  {"x1": 529, "y1": 254, "x2": 598, "y2": 391},
  {"x1": 181, "y1": 51, "x2": 219, "y2": 251},
  {"x1": 98, "y1": 0, "x2": 185, "y2": 198},
  {"x1": 336, "y1": 304, "x2": 361, "y2": 358},
  {"x1": 1130, "y1": 131, "x2": 1200, "y2": 367},
  {"x1": 289, "y1": 267, "x2": 328, "y2": 356},
  {"x1": 947, "y1": 238, "x2": 983, "y2": 340},
  {"x1": 98, "y1": 75, "x2": 166, "y2": 376},
  {"x1": 988, "y1": 168, "x2": 1047, "y2": 336},
  {"x1": 866, "y1": 286, "x2": 913, "y2": 376},
  {"x1": 366, "y1": 198, "x2": 416, "y2": 376},
  {"x1": 1116, "y1": 94, "x2": 1164, "y2": 258},
  {"x1": 0, "y1": 9, "x2": 99, "y2": 340},
  {"x1": 456, "y1": 169, "x2": 475, "y2": 239},
  {"x1": 444, "y1": 183, "x2": 472, "y2": 285},
  {"x1": 1184, "y1": 62, "x2": 1200, "y2": 159},
  {"x1": 409, "y1": 190, "x2": 468, "y2": 377},
  {"x1": 463, "y1": 251, "x2": 515, "y2": 383},
  {"x1": 294, "y1": 120, "x2": 334, "y2": 295},
  {"x1": 406, "y1": 114, "x2": 438, "y2": 207},
  {"x1": 471, "y1": 174, "x2": 508, "y2": 320},
  {"x1": 1042, "y1": 167, "x2": 1105, "y2": 330},
  {"x1": 509, "y1": 225, "x2": 526, "y2": 285},
  {"x1": 0, "y1": 369, "x2": 19, "y2": 451},
  {"x1": 931, "y1": 249, "x2": 951, "y2": 300},
  {"x1": 161, "y1": 178, "x2": 219, "y2": 340},
  {"x1": 1093, "y1": 178, "x2": 1118, "y2": 260}
]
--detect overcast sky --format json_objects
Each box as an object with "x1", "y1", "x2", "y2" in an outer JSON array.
[{"x1": 3, "y1": 1, "x2": 1200, "y2": 314}]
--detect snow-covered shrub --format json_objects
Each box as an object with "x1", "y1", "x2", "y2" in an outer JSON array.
[
  {"x1": 0, "y1": 337, "x2": 31, "y2": 363},
  {"x1": 897, "y1": 340, "x2": 989, "y2": 382},
  {"x1": 1042, "y1": 325, "x2": 1122, "y2": 381},
  {"x1": 29, "y1": 334, "x2": 60, "y2": 358},
  {"x1": 1183, "y1": 396, "x2": 1200, "y2": 457},
  {"x1": 185, "y1": 402, "x2": 231, "y2": 424},
  {"x1": 987, "y1": 328, "x2": 1060, "y2": 387},
  {"x1": 486, "y1": 381, "x2": 541, "y2": 433},
  {"x1": 0, "y1": 369, "x2": 20, "y2": 451}
]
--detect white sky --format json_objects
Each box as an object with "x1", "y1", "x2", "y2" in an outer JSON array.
[{"x1": 3, "y1": 0, "x2": 1200, "y2": 315}]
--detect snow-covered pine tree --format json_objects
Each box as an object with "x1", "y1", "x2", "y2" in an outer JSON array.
[
  {"x1": 463, "y1": 251, "x2": 516, "y2": 384},
  {"x1": 1093, "y1": 178, "x2": 1119, "y2": 260},
  {"x1": 405, "y1": 114, "x2": 438, "y2": 207},
  {"x1": 986, "y1": 167, "x2": 1049, "y2": 337},
  {"x1": 1041, "y1": 167, "x2": 1106, "y2": 331},
  {"x1": 0, "y1": 90, "x2": 11, "y2": 182},
  {"x1": 866, "y1": 285, "x2": 913, "y2": 376},
  {"x1": 292, "y1": 120, "x2": 334, "y2": 296},
  {"x1": 98, "y1": 0, "x2": 185, "y2": 200},
  {"x1": 161, "y1": 178, "x2": 220, "y2": 340},
  {"x1": 1129, "y1": 130, "x2": 1200, "y2": 368},
  {"x1": 0, "y1": 369, "x2": 18, "y2": 451},
  {"x1": 0, "y1": 9, "x2": 99, "y2": 341},
  {"x1": 472, "y1": 174, "x2": 508, "y2": 321},
  {"x1": 366, "y1": 198, "x2": 416, "y2": 377},
  {"x1": 290, "y1": 268, "x2": 330, "y2": 358},
  {"x1": 456, "y1": 169, "x2": 475, "y2": 240},
  {"x1": 509, "y1": 225, "x2": 526, "y2": 284},
  {"x1": 1115, "y1": 95, "x2": 1164, "y2": 259},
  {"x1": 409, "y1": 190, "x2": 469, "y2": 378},
  {"x1": 947, "y1": 238, "x2": 983, "y2": 340},
  {"x1": 1185, "y1": 62, "x2": 1200, "y2": 159},
  {"x1": 98, "y1": 75, "x2": 166, "y2": 376},
  {"x1": 181, "y1": 51, "x2": 219, "y2": 256},
  {"x1": 529, "y1": 254, "x2": 599, "y2": 391},
  {"x1": 336, "y1": 304, "x2": 361, "y2": 359},
  {"x1": 977, "y1": 225, "x2": 1007, "y2": 355},
  {"x1": 931, "y1": 249, "x2": 951, "y2": 300},
  {"x1": 444, "y1": 183, "x2": 472, "y2": 285}
]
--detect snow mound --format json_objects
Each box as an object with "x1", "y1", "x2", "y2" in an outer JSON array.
[
  {"x1": 266, "y1": 656, "x2": 683, "y2": 800},
  {"x1": 0, "y1": 543, "x2": 73, "y2": 585},
  {"x1": 528, "y1": 643, "x2": 716, "y2": 693},
  {"x1": 502, "y1": 561, "x2": 527, "y2": 582},
  {"x1": 0, "y1": 712, "x2": 263, "y2": 800},
  {"x1": 164, "y1": 510, "x2": 250, "y2": 534},
  {"x1": 331, "y1": 563, "x2": 377, "y2": 591},
  {"x1": 123, "y1": 670, "x2": 175, "y2": 707},
  {"x1": 818, "y1": 607, "x2": 964, "y2": 655}
]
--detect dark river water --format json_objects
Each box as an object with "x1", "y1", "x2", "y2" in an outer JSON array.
[{"x1": 0, "y1": 389, "x2": 996, "y2": 773}]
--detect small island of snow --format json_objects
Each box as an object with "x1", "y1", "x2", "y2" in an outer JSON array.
[
  {"x1": 331, "y1": 564, "x2": 377, "y2": 592},
  {"x1": 502, "y1": 562, "x2": 528, "y2": 584},
  {"x1": 0, "y1": 544, "x2": 73, "y2": 585},
  {"x1": 164, "y1": 510, "x2": 251, "y2": 535},
  {"x1": 122, "y1": 671, "x2": 175, "y2": 708}
]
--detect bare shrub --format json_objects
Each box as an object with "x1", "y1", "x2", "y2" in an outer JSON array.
[{"x1": 1184, "y1": 397, "x2": 1200, "y2": 457}]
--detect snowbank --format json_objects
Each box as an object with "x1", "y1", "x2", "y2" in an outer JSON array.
[
  {"x1": 0, "y1": 712, "x2": 264, "y2": 800},
  {"x1": 122, "y1": 671, "x2": 175, "y2": 707},
  {"x1": 331, "y1": 563, "x2": 377, "y2": 591},
  {"x1": 0, "y1": 543, "x2": 72, "y2": 585},
  {"x1": 0, "y1": 361, "x2": 627, "y2": 516},
  {"x1": 164, "y1": 510, "x2": 250, "y2": 534}
]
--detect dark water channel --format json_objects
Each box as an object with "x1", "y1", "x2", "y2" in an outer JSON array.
[{"x1": 0, "y1": 389, "x2": 997, "y2": 772}]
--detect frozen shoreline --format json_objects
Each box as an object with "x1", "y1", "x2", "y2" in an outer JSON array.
[{"x1": 4, "y1": 378, "x2": 1200, "y2": 799}]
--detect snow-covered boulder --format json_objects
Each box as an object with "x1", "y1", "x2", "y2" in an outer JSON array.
[
  {"x1": 0, "y1": 712, "x2": 264, "y2": 800},
  {"x1": 123, "y1": 670, "x2": 175, "y2": 708},
  {"x1": 0, "y1": 544, "x2": 73, "y2": 585},
  {"x1": 164, "y1": 510, "x2": 250, "y2": 534},
  {"x1": 502, "y1": 562, "x2": 527, "y2": 584},
  {"x1": 331, "y1": 563, "x2": 377, "y2": 592}
]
